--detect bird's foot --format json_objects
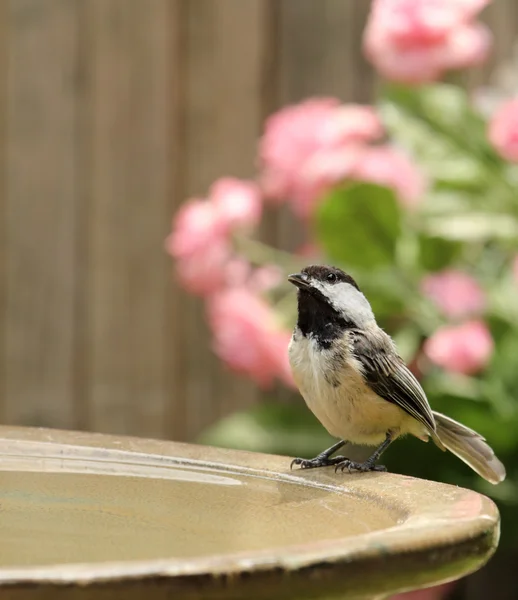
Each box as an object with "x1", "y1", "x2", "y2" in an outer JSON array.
[
  {"x1": 291, "y1": 455, "x2": 347, "y2": 470},
  {"x1": 334, "y1": 459, "x2": 387, "y2": 474}
]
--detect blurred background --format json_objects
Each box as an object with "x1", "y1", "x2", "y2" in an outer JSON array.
[{"x1": 1, "y1": 1, "x2": 518, "y2": 599}]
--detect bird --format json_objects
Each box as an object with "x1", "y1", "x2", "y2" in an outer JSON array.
[{"x1": 287, "y1": 264, "x2": 506, "y2": 484}]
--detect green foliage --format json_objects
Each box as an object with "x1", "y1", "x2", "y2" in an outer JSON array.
[
  {"x1": 379, "y1": 83, "x2": 502, "y2": 191},
  {"x1": 198, "y1": 402, "x2": 335, "y2": 458},
  {"x1": 200, "y1": 83, "x2": 518, "y2": 547},
  {"x1": 316, "y1": 182, "x2": 402, "y2": 269},
  {"x1": 418, "y1": 234, "x2": 462, "y2": 271}
]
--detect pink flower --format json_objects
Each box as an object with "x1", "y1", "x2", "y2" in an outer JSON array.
[
  {"x1": 488, "y1": 98, "x2": 518, "y2": 162},
  {"x1": 296, "y1": 243, "x2": 321, "y2": 258},
  {"x1": 210, "y1": 178, "x2": 262, "y2": 231},
  {"x1": 207, "y1": 287, "x2": 294, "y2": 388},
  {"x1": 223, "y1": 261, "x2": 284, "y2": 292},
  {"x1": 327, "y1": 104, "x2": 385, "y2": 144},
  {"x1": 351, "y1": 145, "x2": 426, "y2": 207},
  {"x1": 166, "y1": 178, "x2": 263, "y2": 297},
  {"x1": 174, "y1": 239, "x2": 231, "y2": 296},
  {"x1": 166, "y1": 199, "x2": 224, "y2": 258},
  {"x1": 423, "y1": 320, "x2": 493, "y2": 374},
  {"x1": 167, "y1": 178, "x2": 262, "y2": 261},
  {"x1": 363, "y1": 0, "x2": 491, "y2": 83},
  {"x1": 440, "y1": 22, "x2": 491, "y2": 70},
  {"x1": 249, "y1": 265, "x2": 284, "y2": 292},
  {"x1": 165, "y1": 199, "x2": 230, "y2": 296},
  {"x1": 421, "y1": 270, "x2": 486, "y2": 319},
  {"x1": 513, "y1": 255, "x2": 518, "y2": 283},
  {"x1": 295, "y1": 145, "x2": 365, "y2": 218},
  {"x1": 259, "y1": 99, "x2": 383, "y2": 217}
]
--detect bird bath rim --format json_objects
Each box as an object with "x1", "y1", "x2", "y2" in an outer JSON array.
[{"x1": 0, "y1": 425, "x2": 500, "y2": 600}]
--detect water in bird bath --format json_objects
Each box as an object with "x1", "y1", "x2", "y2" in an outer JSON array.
[
  {"x1": 0, "y1": 429, "x2": 501, "y2": 600},
  {"x1": 0, "y1": 460, "x2": 397, "y2": 566}
]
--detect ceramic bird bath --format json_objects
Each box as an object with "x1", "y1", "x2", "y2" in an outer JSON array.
[{"x1": 0, "y1": 426, "x2": 499, "y2": 600}]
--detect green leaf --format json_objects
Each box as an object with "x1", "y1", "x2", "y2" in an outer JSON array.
[
  {"x1": 197, "y1": 402, "x2": 335, "y2": 457},
  {"x1": 425, "y1": 371, "x2": 484, "y2": 401},
  {"x1": 391, "y1": 326, "x2": 421, "y2": 363},
  {"x1": 316, "y1": 182, "x2": 402, "y2": 269},
  {"x1": 418, "y1": 234, "x2": 462, "y2": 271},
  {"x1": 379, "y1": 83, "x2": 504, "y2": 191},
  {"x1": 424, "y1": 213, "x2": 518, "y2": 242},
  {"x1": 419, "y1": 190, "x2": 478, "y2": 216},
  {"x1": 359, "y1": 269, "x2": 408, "y2": 319},
  {"x1": 487, "y1": 332, "x2": 518, "y2": 399},
  {"x1": 487, "y1": 275, "x2": 518, "y2": 325}
]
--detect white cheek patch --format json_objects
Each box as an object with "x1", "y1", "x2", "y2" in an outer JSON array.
[{"x1": 312, "y1": 280, "x2": 375, "y2": 326}]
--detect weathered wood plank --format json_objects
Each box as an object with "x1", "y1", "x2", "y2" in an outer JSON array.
[
  {"x1": 176, "y1": 0, "x2": 271, "y2": 439},
  {"x1": 274, "y1": 0, "x2": 377, "y2": 256},
  {"x1": 278, "y1": 0, "x2": 376, "y2": 103},
  {"x1": 0, "y1": 1, "x2": 7, "y2": 421},
  {"x1": 85, "y1": 0, "x2": 176, "y2": 437},
  {"x1": 4, "y1": 0, "x2": 78, "y2": 428},
  {"x1": 2, "y1": 0, "x2": 518, "y2": 441}
]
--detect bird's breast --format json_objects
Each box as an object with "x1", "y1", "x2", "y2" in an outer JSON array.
[{"x1": 288, "y1": 331, "x2": 413, "y2": 445}]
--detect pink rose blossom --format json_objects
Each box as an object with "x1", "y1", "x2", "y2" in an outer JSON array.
[
  {"x1": 421, "y1": 270, "x2": 486, "y2": 319},
  {"x1": 207, "y1": 287, "x2": 294, "y2": 388},
  {"x1": 249, "y1": 265, "x2": 284, "y2": 292},
  {"x1": 165, "y1": 198, "x2": 232, "y2": 296},
  {"x1": 296, "y1": 243, "x2": 321, "y2": 258},
  {"x1": 488, "y1": 98, "x2": 518, "y2": 162},
  {"x1": 167, "y1": 178, "x2": 261, "y2": 261},
  {"x1": 166, "y1": 178, "x2": 264, "y2": 297},
  {"x1": 224, "y1": 258, "x2": 254, "y2": 288},
  {"x1": 213, "y1": 260, "x2": 284, "y2": 293},
  {"x1": 210, "y1": 177, "x2": 262, "y2": 231},
  {"x1": 364, "y1": 0, "x2": 491, "y2": 83},
  {"x1": 295, "y1": 145, "x2": 365, "y2": 218},
  {"x1": 424, "y1": 320, "x2": 493, "y2": 374},
  {"x1": 351, "y1": 145, "x2": 426, "y2": 207},
  {"x1": 259, "y1": 99, "x2": 383, "y2": 217},
  {"x1": 439, "y1": 22, "x2": 491, "y2": 70},
  {"x1": 260, "y1": 98, "x2": 339, "y2": 202},
  {"x1": 324, "y1": 105, "x2": 385, "y2": 145},
  {"x1": 174, "y1": 239, "x2": 231, "y2": 296},
  {"x1": 166, "y1": 199, "x2": 230, "y2": 296},
  {"x1": 271, "y1": 329, "x2": 296, "y2": 388},
  {"x1": 166, "y1": 199, "x2": 224, "y2": 258}
]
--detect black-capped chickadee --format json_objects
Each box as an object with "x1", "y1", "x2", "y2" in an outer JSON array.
[{"x1": 288, "y1": 265, "x2": 506, "y2": 484}]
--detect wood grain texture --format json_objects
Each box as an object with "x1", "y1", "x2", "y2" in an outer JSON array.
[
  {"x1": 85, "y1": 0, "x2": 175, "y2": 437},
  {"x1": 4, "y1": 0, "x2": 78, "y2": 428},
  {"x1": 175, "y1": 0, "x2": 271, "y2": 439},
  {"x1": 0, "y1": 0, "x2": 518, "y2": 442},
  {"x1": 462, "y1": 2, "x2": 518, "y2": 88},
  {"x1": 274, "y1": 0, "x2": 379, "y2": 255},
  {"x1": 0, "y1": 0, "x2": 7, "y2": 421},
  {"x1": 278, "y1": 0, "x2": 375, "y2": 102}
]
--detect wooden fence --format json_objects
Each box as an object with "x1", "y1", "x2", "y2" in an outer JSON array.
[{"x1": 0, "y1": 0, "x2": 517, "y2": 442}]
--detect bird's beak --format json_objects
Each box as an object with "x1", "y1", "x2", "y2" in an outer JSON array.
[{"x1": 288, "y1": 272, "x2": 311, "y2": 289}]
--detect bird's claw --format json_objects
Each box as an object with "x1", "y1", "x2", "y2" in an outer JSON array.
[
  {"x1": 290, "y1": 455, "x2": 346, "y2": 470},
  {"x1": 334, "y1": 459, "x2": 387, "y2": 474}
]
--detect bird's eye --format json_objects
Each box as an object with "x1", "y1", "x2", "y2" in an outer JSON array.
[{"x1": 326, "y1": 272, "x2": 337, "y2": 283}]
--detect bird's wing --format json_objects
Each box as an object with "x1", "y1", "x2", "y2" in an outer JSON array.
[{"x1": 351, "y1": 329, "x2": 436, "y2": 433}]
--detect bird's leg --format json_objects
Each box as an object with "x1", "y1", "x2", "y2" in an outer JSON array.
[
  {"x1": 291, "y1": 440, "x2": 348, "y2": 470},
  {"x1": 335, "y1": 431, "x2": 394, "y2": 474}
]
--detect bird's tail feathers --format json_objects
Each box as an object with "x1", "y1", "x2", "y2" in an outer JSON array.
[{"x1": 432, "y1": 411, "x2": 506, "y2": 485}]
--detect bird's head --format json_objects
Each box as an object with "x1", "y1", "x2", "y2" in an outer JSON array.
[{"x1": 288, "y1": 265, "x2": 374, "y2": 328}]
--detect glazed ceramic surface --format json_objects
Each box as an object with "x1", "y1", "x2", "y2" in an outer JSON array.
[{"x1": 0, "y1": 426, "x2": 500, "y2": 600}]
